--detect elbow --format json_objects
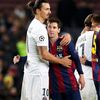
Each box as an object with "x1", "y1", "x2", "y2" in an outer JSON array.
[{"x1": 40, "y1": 51, "x2": 47, "y2": 60}]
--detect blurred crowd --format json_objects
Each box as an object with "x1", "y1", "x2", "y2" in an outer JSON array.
[
  {"x1": 0, "y1": 0, "x2": 100, "y2": 100},
  {"x1": 0, "y1": 5, "x2": 33, "y2": 100}
]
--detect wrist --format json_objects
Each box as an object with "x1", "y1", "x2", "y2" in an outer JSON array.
[{"x1": 79, "y1": 74, "x2": 84, "y2": 77}]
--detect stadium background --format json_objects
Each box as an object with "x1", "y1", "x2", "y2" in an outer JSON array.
[{"x1": 0, "y1": 0, "x2": 100, "y2": 100}]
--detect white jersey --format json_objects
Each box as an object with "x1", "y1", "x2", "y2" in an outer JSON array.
[
  {"x1": 75, "y1": 31, "x2": 97, "y2": 100},
  {"x1": 24, "y1": 18, "x2": 49, "y2": 74},
  {"x1": 75, "y1": 31, "x2": 94, "y2": 79},
  {"x1": 21, "y1": 18, "x2": 49, "y2": 100}
]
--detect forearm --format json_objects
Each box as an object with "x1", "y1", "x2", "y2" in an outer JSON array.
[
  {"x1": 38, "y1": 46, "x2": 63, "y2": 65},
  {"x1": 20, "y1": 56, "x2": 27, "y2": 63},
  {"x1": 74, "y1": 55, "x2": 83, "y2": 74},
  {"x1": 85, "y1": 60, "x2": 92, "y2": 66},
  {"x1": 69, "y1": 41, "x2": 83, "y2": 74},
  {"x1": 41, "y1": 50, "x2": 63, "y2": 65}
]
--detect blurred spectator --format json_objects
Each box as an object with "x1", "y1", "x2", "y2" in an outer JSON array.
[
  {"x1": 14, "y1": 6, "x2": 26, "y2": 20},
  {"x1": 0, "y1": 73, "x2": 5, "y2": 100},
  {"x1": 3, "y1": 64, "x2": 19, "y2": 100},
  {"x1": 0, "y1": 58, "x2": 7, "y2": 100},
  {"x1": 16, "y1": 33, "x2": 26, "y2": 56},
  {"x1": 0, "y1": 33, "x2": 17, "y2": 65}
]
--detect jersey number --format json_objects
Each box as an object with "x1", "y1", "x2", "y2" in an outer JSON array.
[{"x1": 77, "y1": 43, "x2": 85, "y2": 56}]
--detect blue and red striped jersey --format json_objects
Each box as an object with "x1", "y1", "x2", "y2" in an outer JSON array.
[
  {"x1": 49, "y1": 38, "x2": 83, "y2": 94},
  {"x1": 92, "y1": 32, "x2": 100, "y2": 81}
]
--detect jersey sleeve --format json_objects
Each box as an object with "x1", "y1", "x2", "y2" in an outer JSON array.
[
  {"x1": 85, "y1": 60, "x2": 92, "y2": 66},
  {"x1": 31, "y1": 27, "x2": 48, "y2": 47},
  {"x1": 68, "y1": 41, "x2": 83, "y2": 74},
  {"x1": 20, "y1": 56, "x2": 27, "y2": 63}
]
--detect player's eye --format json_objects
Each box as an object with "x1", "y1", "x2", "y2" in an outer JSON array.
[{"x1": 53, "y1": 26, "x2": 56, "y2": 29}]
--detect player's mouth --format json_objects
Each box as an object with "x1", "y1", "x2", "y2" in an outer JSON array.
[{"x1": 50, "y1": 32, "x2": 54, "y2": 35}]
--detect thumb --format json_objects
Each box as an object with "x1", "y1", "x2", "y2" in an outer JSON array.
[
  {"x1": 66, "y1": 55, "x2": 71, "y2": 58},
  {"x1": 59, "y1": 35, "x2": 64, "y2": 39}
]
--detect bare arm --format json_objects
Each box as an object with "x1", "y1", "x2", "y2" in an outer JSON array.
[
  {"x1": 60, "y1": 33, "x2": 71, "y2": 46},
  {"x1": 37, "y1": 46, "x2": 72, "y2": 68}
]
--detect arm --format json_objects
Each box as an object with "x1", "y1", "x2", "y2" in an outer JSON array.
[
  {"x1": 85, "y1": 60, "x2": 92, "y2": 66},
  {"x1": 68, "y1": 41, "x2": 85, "y2": 90},
  {"x1": 80, "y1": 55, "x2": 92, "y2": 66},
  {"x1": 37, "y1": 46, "x2": 72, "y2": 68},
  {"x1": 13, "y1": 55, "x2": 27, "y2": 64},
  {"x1": 68, "y1": 41, "x2": 83, "y2": 74},
  {"x1": 60, "y1": 33, "x2": 71, "y2": 46},
  {"x1": 20, "y1": 56, "x2": 27, "y2": 63}
]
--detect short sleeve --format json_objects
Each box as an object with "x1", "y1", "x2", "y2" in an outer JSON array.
[{"x1": 31, "y1": 27, "x2": 48, "y2": 47}]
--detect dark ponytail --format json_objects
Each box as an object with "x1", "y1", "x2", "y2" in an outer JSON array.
[
  {"x1": 27, "y1": 1, "x2": 35, "y2": 10},
  {"x1": 27, "y1": 0, "x2": 49, "y2": 14}
]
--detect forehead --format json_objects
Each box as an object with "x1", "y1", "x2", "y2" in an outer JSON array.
[
  {"x1": 48, "y1": 22, "x2": 58, "y2": 26},
  {"x1": 41, "y1": 3, "x2": 50, "y2": 9}
]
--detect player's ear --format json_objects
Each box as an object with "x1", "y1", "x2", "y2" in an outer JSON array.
[{"x1": 58, "y1": 28, "x2": 60, "y2": 34}]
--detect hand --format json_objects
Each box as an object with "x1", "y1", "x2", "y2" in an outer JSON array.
[
  {"x1": 78, "y1": 74, "x2": 85, "y2": 90},
  {"x1": 80, "y1": 55, "x2": 87, "y2": 64},
  {"x1": 60, "y1": 33, "x2": 71, "y2": 46},
  {"x1": 13, "y1": 55, "x2": 20, "y2": 64},
  {"x1": 60, "y1": 55, "x2": 72, "y2": 68}
]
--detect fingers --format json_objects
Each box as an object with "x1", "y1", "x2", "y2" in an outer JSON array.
[
  {"x1": 60, "y1": 33, "x2": 71, "y2": 46},
  {"x1": 60, "y1": 38, "x2": 69, "y2": 46},
  {"x1": 13, "y1": 55, "x2": 20, "y2": 64},
  {"x1": 80, "y1": 56, "x2": 86, "y2": 64},
  {"x1": 78, "y1": 75, "x2": 85, "y2": 90},
  {"x1": 63, "y1": 56, "x2": 72, "y2": 68},
  {"x1": 66, "y1": 55, "x2": 71, "y2": 58},
  {"x1": 59, "y1": 35, "x2": 64, "y2": 39},
  {"x1": 79, "y1": 82, "x2": 85, "y2": 90},
  {"x1": 13, "y1": 57, "x2": 16, "y2": 64}
]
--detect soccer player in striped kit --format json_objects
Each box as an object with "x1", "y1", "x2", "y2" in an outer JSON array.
[
  {"x1": 91, "y1": 13, "x2": 100, "y2": 100},
  {"x1": 48, "y1": 17, "x2": 85, "y2": 100}
]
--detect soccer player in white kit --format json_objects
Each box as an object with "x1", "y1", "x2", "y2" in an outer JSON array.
[
  {"x1": 75, "y1": 14, "x2": 97, "y2": 100},
  {"x1": 20, "y1": 0, "x2": 72, "y2": 100}
]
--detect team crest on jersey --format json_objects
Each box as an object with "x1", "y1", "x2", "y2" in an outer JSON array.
[
  {"x1": 42, "y1": 96, "x2": 47, "y2": 100},
  {"x1": 57, "y1": 46, "x2": 63, "y2": 52},
  {"x1": 39, "y1": 36, "x2": 45, "y2": 41}
]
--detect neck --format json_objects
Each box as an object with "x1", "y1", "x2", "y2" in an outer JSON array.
[
  {"x1": 35, "y1": 15, "x2": 45, "y2": 23},
  {"x1": 50, "y1": 36, "x2": 58, "y2": 45}
]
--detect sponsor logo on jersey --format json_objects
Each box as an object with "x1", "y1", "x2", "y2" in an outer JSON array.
[{"x1": 57, "y1": 46, "x2": 63, "y2": 52}]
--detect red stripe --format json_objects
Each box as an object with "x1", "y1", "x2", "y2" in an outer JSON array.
[
  {"x1": 53, "y1": 65, "x2": 66, "y2": 92},
  {"x1": 63, "y1": 46, "x2": 78, "y2": 91}
]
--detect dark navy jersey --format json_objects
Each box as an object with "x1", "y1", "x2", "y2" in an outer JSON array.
[
  {"x1": 49, "y1": 38, "x2": 83, "y2": 94},
  {"x1": 92, "y1": 32, "x2": 100, "y2": 81}
]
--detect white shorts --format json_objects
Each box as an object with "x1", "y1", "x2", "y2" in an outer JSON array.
[
  {"x1": 75, "y1": 67, "x2": 97, "y2": 100},
  {"x1": 21, "y1": 72, "x2": 49, "y2": 100},
  {"x1": 80, "y1": 78, "x2": 97, "y2": 100}
]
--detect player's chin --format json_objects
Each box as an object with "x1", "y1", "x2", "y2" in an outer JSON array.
[
  {"x1": 46, "y1": 15, "x2": 50, "y2": 19},
  {"x1": 49, "y1": 35, "x2": 53, "y2": 38}
]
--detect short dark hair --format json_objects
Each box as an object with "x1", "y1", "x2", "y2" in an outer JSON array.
[
  {"x1": 84, "y1": 14, "x2": 93, "y2": 27},
  {"x1": 27, "y1": 0, "x2": 49, "y2": 13},
  {"x1": 48, "y1": 17, "x2": 62, "y2": 28},
  {"x1": 92, "y1": 13, "x2": 100, "y2": 24}
]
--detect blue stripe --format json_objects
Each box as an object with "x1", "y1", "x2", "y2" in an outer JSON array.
[{"x1": 49, "y1": 65, "x2": 59, "y2": 93}]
